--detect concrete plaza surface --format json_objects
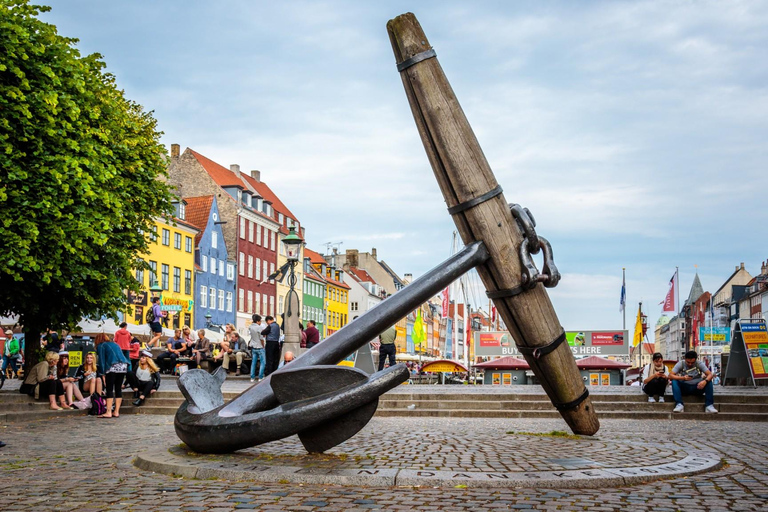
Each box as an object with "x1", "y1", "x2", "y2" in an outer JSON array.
[{"x1": 1, "y1": 412, "x2": 768, "y2": 511}]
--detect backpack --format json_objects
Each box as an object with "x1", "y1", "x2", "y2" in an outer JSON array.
[
  {"x1": 8, "y1": 338, "x2": 19, "y2": 356},
  {"x1": 89, "y1": 393, "x2": 107, "y2": 416},
  {"x1": 145, "y1": 307, "x2": 156, "y2": 323}
]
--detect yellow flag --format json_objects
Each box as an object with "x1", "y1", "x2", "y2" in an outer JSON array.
[{"x1": 632, "y1": 305, "x2": 643, "y2": 347}]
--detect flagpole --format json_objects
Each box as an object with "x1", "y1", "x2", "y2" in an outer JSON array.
[{"x1": 622, "y1": 268, "x2": 626, "y2": 330}]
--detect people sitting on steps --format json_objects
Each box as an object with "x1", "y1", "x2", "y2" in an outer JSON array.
[
  {"x1": 670, "y1": 350, "x2": 718, "y2": 414},
  {"x1": 126, "y1": 350, "x2": 161, "y2": 406},
  {"x1": 56, "y1": 351, "x2": 85, "y2": 408},
  {"x1": 157, "y1": 329, "x2": 186, "y2": 374},
  {"x1": 75, "y1": 352, "x2": 103, "y2": 396},
  {"x1": 190, "y1": 329, "x2": 211, "y2": 369},
  {"x1": 642, "y1": 352, "x2": 670, "y2": 403},
  {"x1": 223, "y1": 332, "x2": 247, "y2": 376},
  {"x1": 20, "y1": 351, "x2": 68, "y2": 410}
]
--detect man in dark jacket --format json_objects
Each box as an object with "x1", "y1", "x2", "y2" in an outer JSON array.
[
  {"x1": 304, "y1": 320, "x2": 320, "y2": 349},
  {"x1": 262, "y1": 316, "x2": 282, "y2": 376}
]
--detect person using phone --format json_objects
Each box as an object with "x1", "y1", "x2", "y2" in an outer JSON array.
[
  {"x1": 641, "y1": 352, "x2": 669, "y2": 403},
  {"x1": 670, "y1": 350, "x2": 717, "y2": 414}
]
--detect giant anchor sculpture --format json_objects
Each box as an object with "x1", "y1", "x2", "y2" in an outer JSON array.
[{"x1": 175, "y1": 12, "x2": 600, "y2": 455}]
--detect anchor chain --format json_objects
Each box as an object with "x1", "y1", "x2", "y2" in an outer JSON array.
[{"x1": 509, "y1": 203, "x2": 561, "y2": 289}]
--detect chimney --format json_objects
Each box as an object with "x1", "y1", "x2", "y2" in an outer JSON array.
[
  {"x1": 371, "y1": 247, "x2": 377, "y2": 260},
  {"x1": 250, "y1": 170, "x2": 261, "y2": 182},
  {"x1": 230, "y1": 164, "x2": 241, "y2": 177},
  {"x1": 346, "y1": 249, "x2": 359, "y2": 268},
  {"x1": 170, "y1": 144, "x2": 180, "y2": 159},
  {"x1": 404, "y1": 273, "x2": 412, "y2": 284}
]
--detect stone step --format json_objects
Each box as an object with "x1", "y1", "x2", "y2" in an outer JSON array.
[
  {"x1": 380, "y1": 399, "x2": 768, "y2": 413},
  {"x1": 380, "y1": 393, "x2": 768, "y2": 404},
  {"x1": 374, "y1": 408, "x2": 768, "y2": 421}
]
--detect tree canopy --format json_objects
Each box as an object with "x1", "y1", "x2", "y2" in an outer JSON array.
[{"x1": 0, "y1": 0, "x2": 174, "y2": 362}]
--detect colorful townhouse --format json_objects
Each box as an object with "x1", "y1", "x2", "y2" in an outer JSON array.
[
  {"x1": 304, "y1": 248, "x2": 349, "y2": 337},
  {"x1": 184, "y1": 195, "x2": 236, "y2": 331},
  {"x1": 128, "y1": 211, "x2": 198, "y2": 329},
  {"x1": 302, "y1": 256, "x2": 327, "y2": 339},
  {"x1": 167, "y1": 145, "x2": 303, "y2": 335}
]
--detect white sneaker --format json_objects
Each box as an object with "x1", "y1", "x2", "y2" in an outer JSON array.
[
  {"x1": 658, "y1": 397, "x2": 665, "y2": 403},
  {"x1": 250, "y1": 379, "x2": 255, "y2": 383},
  {"x1": 673, "y1": 403, "x2": 684, "y2": 413},
  {"x1": 648, "y1": 396, "x2": 656, "y2": 403},
  {"x1": 705, "y1": 405, "x2": 718, "y2": 414}
]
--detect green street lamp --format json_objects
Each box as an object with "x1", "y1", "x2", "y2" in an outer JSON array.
[
  {"x1": 283, "y1": 226, "x2": 303, "y2": 262},
  {"x1": 149, "y1": 282, "x2": 163, "y2": 298}
]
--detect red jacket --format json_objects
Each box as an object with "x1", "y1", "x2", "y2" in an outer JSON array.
[{"x1": 114, "y1": 328, "x2": 132, "y2": 351}]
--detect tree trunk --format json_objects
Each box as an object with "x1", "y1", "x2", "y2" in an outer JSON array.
[
  {"x1": 23, "y1": 322, "x2": 43, "y2": 376},
  {"x1": 387, "y1": 13, "x2": 599, "y2": 435}
]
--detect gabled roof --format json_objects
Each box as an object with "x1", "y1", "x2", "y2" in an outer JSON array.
[
  {"x1": 189, "y1": 150, "x2": 244, "y2": 189},
  {"x1": 576, "y1": 355, "x2": 631, "y2": 369},
  {"x1": 379, "y1": 260, "x2": 406, "y2": 287},
  {"x1": 239, "y1": 172, "x2": 298, "y2": 223},
  {"x1": 184, "y1": 195, "x2": 215, "y2": 246},
  {"x1": 304, "y1": 248, "x2": 327, "y2": 266},
  {"x1": 304, "y1": 264, "x2": 326, "y2": 284},
  {"x1": 347, "y1": 267, "x2": 377, "y2": 285}
]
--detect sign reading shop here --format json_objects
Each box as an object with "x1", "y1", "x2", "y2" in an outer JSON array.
[{"x1": 475, "y1": 330, "x2": 630, "y2": 357}]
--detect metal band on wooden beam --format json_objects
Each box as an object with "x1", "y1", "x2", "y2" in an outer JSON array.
[
  {"x1": 447, "y1": 185, "x2": 503, "y2": 216},
  {"x1": 552, "y1": 388, "x2": 590, "y2": 412},
  {"x1": 396, "y1": 49, "x2": 437, "y2": 72},
  {"x1": 487, "y1": 285, "x2": 527, "y2": 300},
  {"x1": 516, "y1": 331, "x2": 566, "y2": 360}
]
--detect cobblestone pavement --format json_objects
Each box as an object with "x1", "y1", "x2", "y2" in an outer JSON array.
[{"x1": 2, "y1": 414, "x2": 768, "y2": 511}]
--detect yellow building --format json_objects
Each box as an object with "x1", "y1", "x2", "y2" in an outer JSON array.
[
  {"x1": 324, "y1": 270, "x2": 349, "y2": 337},
  {"x1": 127, "y1": 215, "x2": 198, "y2": 329}
]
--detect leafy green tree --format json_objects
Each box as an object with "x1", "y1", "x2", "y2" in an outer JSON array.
[{"x1": 0, "y1": 0, "x2": 174, "y2": 371}]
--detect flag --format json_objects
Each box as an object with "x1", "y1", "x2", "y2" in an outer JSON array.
[
  {"x1": 412, "y1": 309, "x2": 426, "y2": 350},
  {"x1": 632, "y1": 304, "x2": 644, "y2": 347},
  {"x1": 266, "y1": 260, "x2": 292, "y2": 284},
  {"x1": 619, "y1": 276, "x2": 626, "y2": 313},
  {"x1": 662, "y1": 270, "x2": 677, "y2": 313},
  {"x1": 441, "y1": 287, "x2": 450, "y2": 319}
]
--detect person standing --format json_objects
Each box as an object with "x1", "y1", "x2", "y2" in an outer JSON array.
[
  {"x1": 147, "y1": 297, "x2": 166, "y2": 348},
  {"x1": 262, "y1": 316, "x2": 282, "y2": 376},
  {"x1": 249, "y1": 315, "x2": 266, "y2": 383},
  {"x1": 377, "y1": 325, "x2": 397, "y2": 371},
  {"x1": 304, "y1": 320, "x2": 320, "y2": 350},
  {"x1": 95, "y1": 333, "x2": 130, "y2": 418},
  {"x1": 114, "y1": 322, "x2": 132, "y2": 364},
  {"x1": 642, "y1": 352, "x2": 670, "y2": 403},
  {"x1": 670, "y1": 350, "x2": 718, "y2": 414},
  {"x1": 1, "y1": 332, "x2": 21, "y2": 388},
  {"x1": 43, "y1": 328, "x2": 62, "y2": 353}
]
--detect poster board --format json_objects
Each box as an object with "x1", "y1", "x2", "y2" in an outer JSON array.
[
  {"x1": 725, "y1": 320, "x2": 768, "y2": 386},
  {"x1": 601, "y1": 373, "x2": 611, "y2": 386},
  {"x1": 492, "y1": 373, "x2": 501, "y2": 385},
  {"x1": 502, "y1": 374, "x2": 512, "y2": 385},
  {"x1": 589, "y1": 373, "x2": 599, "y2": 386}
]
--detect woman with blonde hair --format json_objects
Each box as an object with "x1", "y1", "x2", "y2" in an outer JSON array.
[
  {"x1": 126, "y1": 350, "x2": 161, "y2": 406},
  {"x1": 74, "y1": 352, "x2": 102, "y2": 396},
  {"x1": 20, "y1": 351, "x2": 66, "y2": 410}
]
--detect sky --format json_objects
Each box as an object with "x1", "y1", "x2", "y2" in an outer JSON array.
[{"x1": 39, "y1": 0, "x2": 768, "y2": 335}]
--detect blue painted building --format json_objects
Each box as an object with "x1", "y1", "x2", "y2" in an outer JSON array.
[{"x1": 185, "y1": 195, "x2": 236, "y2": 330}]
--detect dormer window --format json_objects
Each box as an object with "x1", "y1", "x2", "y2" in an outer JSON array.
[{"x1": 179, "y1": 201, "x2": 186, "y2": 220}]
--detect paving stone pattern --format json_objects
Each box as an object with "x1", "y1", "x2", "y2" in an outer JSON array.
[{"x1": 1, "y1": 414, "x2": 768, "y2": 510}]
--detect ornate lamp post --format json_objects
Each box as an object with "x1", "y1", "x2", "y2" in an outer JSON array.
[{"x1": 282, "y1": 226, "x2": 304, "y2": 356}]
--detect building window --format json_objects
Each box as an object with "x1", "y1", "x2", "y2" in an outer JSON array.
[
  {"x1": 248, "y1": 255, "x2": 254, "y2": 279},
  {"x1": 219, "y1": 261, "x2": 224, "y2": 277},
  {"x1": 239, "y1": 253, "x2": 245, "y2": 276},
  {"x1": 212, "y1": 231, "x2": 218, "y2": 249},
  {"x1": 240, "y1": 217, "x2": 245, "y2": 239},
  {"x1": 279, "y1": 296, "x2": 284, "y2": 315},
  {"x1": 135, "y1": 267, "x2": 144, "y2": 286},
  {"x1": 270, "y1": 263, "x2": 275, "y2": 282},
  {"x1": 247, "y1": 291, "x2": 253, "y2": 314},
  {"x1": 351, "y1": 302, "x2": 358, "y2": 312},
  {"x1": 256, "y1": 225, "x2": 262, "y2": 246},
  {"x1": 263, "y1": 294, "x2": 268, "y2": 315},
  {"x1": 179, "y1": 201, "x2": 186, "y2": 220},
  {"x1": 255, "y1": 258, "x2": 261, "y2": 280},
  {"x1": 185, "y1": 236, "x2": 192, "y2": 253},
  {"x1": 227, "y1": 263, "x2": 234, "y2": 281},
  {"x1": 149, "y1": 261, "x2": 158, "y2": 287},
  {"x1": 270, "y1": 232, "x2": 276, "y2": 251},
  {"x1": 264, "y1": 228, "x2": 269, "y2": 247},
  {"x1": 226, "y1": 292, "x2": 233, "y2": 312},
  {"x1": 263, "y1": 261, "x2": 268, "y2": 281},
  {"x1": 161, "y1": 264, "x2": 169, "y2": 291},
  {"x1": 218, "y1": 289, "x2": 224, "y2": 311},
  {"x1": 248, "y1": 221, "x2": 254, "y2": 243},
  {"x1": 184, "y1": 270, "x2": 192, "y2": 295},
  {"x1": 238, "y1": 288, "x2": 244, "y2": 312},
  {"x1": 174, "y1": 232, "x2": 182, "y2": 250},
  {"x1": 173, "y1": 267, "x2": 181, "y2": 293},
  {"x1": 200, "y1": 285, "x2": 208, "y2": 308},
  {"x1": 202, "y1": 255, "x2": 208, "y2": 272},
  {"x1": 255, "y1": 293, "x2": 261, "y2": 314},
  {"x1": 150, "y1": 226, "x2": 158, "y2": 243},
  {"x1": 209, "y1": 287, "x2": 216, "y2": 310},
  {"x1": 162, "y1": 229, "x2": 170, "y2": 246},
  {"x1": 210, "y1": 258, "x2": 216, "y2": 275},
  {"x1": 269, "y1": 295, "x2": 274, "y2": 316}
]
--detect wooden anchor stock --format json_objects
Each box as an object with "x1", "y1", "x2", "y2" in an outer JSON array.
[{"x1": 387, "y1": 13, "x2": 599, "y2": 435}]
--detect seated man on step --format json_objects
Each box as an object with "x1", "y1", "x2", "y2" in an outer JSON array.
[{"x1": 670, "y1": 350, "x2": 717, "y2": 414}]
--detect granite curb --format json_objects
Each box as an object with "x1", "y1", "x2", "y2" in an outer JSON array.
[{"x1": 134, "y1": 446, "x2": 722, "y2": 489}]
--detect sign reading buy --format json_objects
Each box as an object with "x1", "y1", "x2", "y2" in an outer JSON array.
[{"x1": 475, "y1": 330, "x2": 629, "y2": 357}]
